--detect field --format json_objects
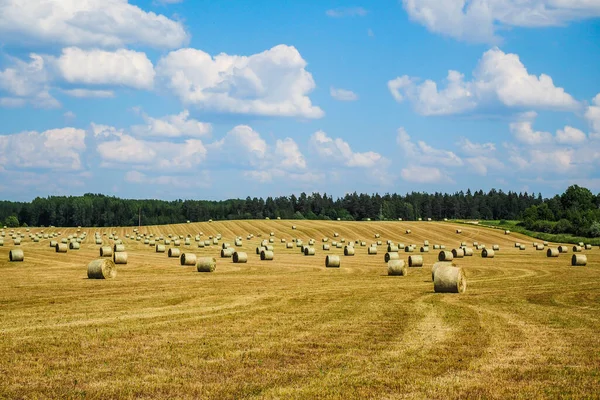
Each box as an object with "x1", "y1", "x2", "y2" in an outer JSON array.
[{"x1": 1, "y1": 220, "x2": 599, "y2": 399}]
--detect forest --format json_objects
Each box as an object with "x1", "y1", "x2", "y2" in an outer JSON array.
[{"x1": 1, "y1": 185, "x2": 599, "y2": 237}]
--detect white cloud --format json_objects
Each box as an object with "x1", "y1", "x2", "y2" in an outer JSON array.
[
  {"x1": 585, "y1": 93, "x2": 600, "y2": 137},
  {"x1": 456, "y1": 138, "x2": 503, "y2": 175},
  {"x1": 62, "y1": 89, "x2": 115, "y2": 98},
  {"x1": 209, "y1": 125, "x2": 268, "y2": 167},
  {"x1": 54, "y1": 48, "x2": 155, "y2": 89},
  {"x1": 0, "y1": 54, "x2": 59, "y2": 108},
  {"x1": 275, "y1": 138, "x2": 306, "y2": 169},
  {"x1": 0, "y1": 128, "x2": 86, "y2": 170},
  {"x1": 0, "y1": 98, "x2": 26, "y2": 107},
  {"x1": 509, "y1": 112, "x2": 554, "y2": 145},
  {"x1": 326, "y1": 7, "x2": 368, "y2": 17},
  {"x1": 90, "y1": 123, "x2": 124, "y2": 138},
  {"x1": 0, "y1": 0, "x2": 188, "y2": 49},
  {"x1": 388, "y1": 48, "x2": 579, "y2": 115},
  {"x1": 131, "y1": 109, "x2": 211, "y2": 138},
  {"x1": 400, "y1": 166, "x2": 449, "y2": 183},
  {"x1": 310, "y1": 130, "x2": 385, "y2": 168},
  {"x1": 64, "y1": 111, "x2": 76, "y2": 120},
  {"x1": 397, "y1": 127, "x2": 463, "y2": 167},
  {"x1": 96, "y1": 133, "x2": 207, "y2": 169},
  {"x1": 402, "y1": 0, "x2": 600, "y2": 44},
  {"x1": 125, "y1": 170, "x2": 211, "y2": 187},
  {"x1": 556, "y1": 126, "x2": 587, "y2": 144},
  {"x1": 156, "y1": 44, "x2": 324, "y2": 118},
  {"x1": 330, "y1": 87, "x2": 358, "y2": 101}
]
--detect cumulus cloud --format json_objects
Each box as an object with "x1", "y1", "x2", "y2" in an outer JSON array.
[
  {"x1": 275, "y1": 138, "x2": 307, "y2": 169},
  {"x1": 326, "y1": 7, "x2": 368, "y2": 17},
  {"x1": 0, "y1": 128, "x2": 86, "y2": 170},
  {"x1": 0, "y1": 0, "x2": 188, "y2": 49},
  {"x1": 397, "y1": 127, "x2": 463, "y2": 167},
  {"x1": 62, "y1": 89, "x2": 115, "y2": 98},
  {"x1": 54, "y1": 48, "x2": 155, "y2": 90},
  {"x1": 388, "y1": 48, "x2": 579, "y2": 115},
  {"x1": 330, "y1": 87, "x2": 358, "y2": 101},
  {"x1": 510, "y1": 111, "x2": 589, "y2": 145},
  {"x1": 0, "y1": 54, "x2": 59, "y2": 108},
  {"x1": 131, "y1": 109, "x2": 211, "y2": 138},
  {"x1": 156, "y1": 44, "x2": 323, "y2": 118},
  {"x1": 310, "y1": 130, "x2": 385, "y2": 168},
  {"x1": 402, "y1": 0, "x2": 600, "y2": 44},
  {"x1": 585, "y1": 93, "x2": 600, "y2": 137},
  {"x1": 455, "y1": 138, "x2": 504, "y2": 175}
]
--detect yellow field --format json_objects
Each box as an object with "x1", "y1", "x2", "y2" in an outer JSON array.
[{"x1": 1, "y1": 220, "x2": 598, "y2": 399}]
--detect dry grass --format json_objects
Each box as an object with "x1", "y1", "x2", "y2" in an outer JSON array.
[{"x1": 0, "y1": 220, "x2": 599, "y2": 399}]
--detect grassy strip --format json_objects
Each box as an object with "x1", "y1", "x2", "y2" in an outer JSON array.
[{"x1": 451, "y1": 219, "x2": 600, "y2": 246}]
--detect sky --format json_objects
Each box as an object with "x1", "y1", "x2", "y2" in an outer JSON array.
[{"x1": 0, "y1": 0, "x2": 599, "y2": 201}]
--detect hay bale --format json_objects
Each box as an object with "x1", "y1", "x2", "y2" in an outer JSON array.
[
  {"x1": 87, "y1": 259, "x2": 117, "y2": 279},
  {"x1": 463, "y1": 247, "x2": 474, "y2": 257},
  {"x1": 221, "y1": 248, "x2": 233, "y2": 258},
  {"x1": 100, "y1": 246, "x2": 113, "y2": 257},
  {"x1": 385, "y1": 252, "x2": 400, "y2": 262},
  {"x1": 452, "y1": 248, "x2": 464, "y2": 258},
  {"x1": 168, "y1": 248, "x2": 181, "y2": 258},
  {"x1": 266, "y1": 245, "x2": 274, "y2": 251},
  {"x1": 292, "y1": 225, "x2": 297, "y2": 230},
  {"x1": 184, "y1": 238, "x2": 191, "y2": 245},
  {"x1": 547, "y1": 248, "x2": 559, "y2": 257},
  {"x1": 409, "y1": 255, "x2": 423, "y2": 267},
  {"x1": 344, "y1": 246, "x2": 355, "y2": 256},
  {"x1": 405, "y1": 229, "x2": 411, "y2": 234},
  {"x1": 368, "y1": 246, "x2": 377, "y2": 255},
  {"x1": 222, "y1": 242, "x2": 231, "y2": 250},
  {"x1": 69, "y1": 242, "x2": 80, "y2": 250},
  {"x1": 174, "y1": 240, "x2": 181, "y2": 247},
  {"x1": 404, "y1": 246, "x2": 414, "y2": 253},
  {"x1": 438, "y1": 251, "x2": 453, "y2": 262},
  {"x1": 180, "y1": 253, "x2": 197, "y2": 266},
  {"x1": 286, "y1": 242, "x2": 293, "y2": 249},
  {"x1": 505, "y1": 230, "x2": 510, "y2": 235},
  {"x1": 571, "y1": 254, "x2": 587, "y2": 266},
  {"x1": 114, "y1": 244, "x2": 125, "y2": 252},
  {"x1": 434, "y1": 265, "x2": 466, "y2": 293},
  {"x1": 333, "y1": 232, "x2": 339, "y2": 237},
  {"x1": 572, "y1": 245, "x2": 582, "y2": 252},
  {"x1": 377, "y1": 240, "x2": 382, "y2": 246},
  {"x1": 387, "y1": 244, "x2": 399, "y2": 252},
  {"x1": 0, "y1": 239, "x2": 3, "y2": 246},
  {"x1": 9, "y1": 249, "x2": 24, "y2": 262},
  {"x1": 578, "y1": 242, "x2": 584, "y2": 247},
  {"x1": 388, "y1": 260, "x2": 407, "y2": 276},
  {"x1": 325, "y1": 255, "x2": 340, "y2": 268},
  {"x1": 197, "y1": 257, "x2": 217, "y2": 272},
  {"x1": 482, "y1": 248, "x2": 495, "y2": 258},
  {"x1": 456, "y1": 229, "x2": 462, "y2": 234},
  {"x1": 14, "y1": 238, "x2": 21, "y2": 245},
  {"x1": 113, "y1": 252, "x2": 128, "y2": 265},
  {"x1": 233, "y1": 252, "x2": 248, "y2": 263},
  {"x1": 584, "y1": 244, "x2": 592, "y2": 250},
  {"x1": 156, "y1": 244, "x2": 166, "y2": 253},
  {"x1": 322, "y1": 244, "x2": 330, "y2": 251},
  {"x1": 256, "y1": 246, "x2": 266, "y2": 255},
  {"x1": 322, "y1": 237, "x2": 329, "y2": 242},
  {"x1": 440, "y1": 245, "x2": 446, "y2": 250},
  {"x1": 198, "y1": 242, "x2": 205, "y2": 248},
  {"x1": 492, "y1": 245, "x2": 500, "y2": 251},
  {"x1": 514, "y1": 242, "x2": 520, "y2": 248},
  {"x1": 433, "y1": 244, "x2": 440, "y2": 250},
  {"x1": 304, "y1": 247, "x2": 316, "y2": 256},
  {"x1": 260, "y1": 250, "x2": 274, "y2": 260},
  {"x1": 536, "y1": 244, "x2": 544, "y2": 250},
  {"x1": 49, "y1": 240, "x2": 58, "y2": 248},
  {"x1": 336, "y1": 243, "x2": 343, "y2": 249},
  {"x1": 519, "y1": 244, "x2": 526, "y2": 250},
  {"x1": 420, "y1": 246, "x2": 429, "y2": 253},
  {"x1": 375, "y1": 234, "x2": 380, "y2": 238}
]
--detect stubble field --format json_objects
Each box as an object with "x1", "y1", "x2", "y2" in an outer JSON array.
[{"x1": 0, "y1": 220, "x2": 598, "y2": 399}]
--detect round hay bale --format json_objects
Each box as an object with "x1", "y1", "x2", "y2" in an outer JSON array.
[
  {"x1": 233, "y1": 252, "x2": 248, "y2": 263},
  {"x1": 456, "y1": 229, "x2": 462, "y2": 234},
  {"x1": 434, "y1": 265, "x2": 466, "y2": 293},
  {"x1": 375, "y1": 234, "x2": 380, "y2": 238},
  {"x1": 184, "y1": 238, "x2": 190, "y2": 245},
  {"x1": 9, "y1": 249, "x2": 24, "y2": 262},
  {"x1": 578, "y1": 242, "x2": 584, "y2": 247},
  {"x1": 286, "y1": 242, "x2": 293, "y2": 249},
  {"x1": 0, "y1": 239, "x2": 4, "y2": 246},
  {"x1": 452, "y1": 248, "x2": 464, "y2": 258},
  {"x1": 221, "y1": 248, "x2": 233, "y2": 258},
  {"x1": 95, "y1": 239, "x2": 102, "y2": 245},
  {"x1": 197, "y1": 257, "x2": 217, "y2": 272},
  {"x1": 174, "y1": 240, "x2": 181, "y2": 247},
  {"x1": 13, "y1": 238, "x2": 21, "y2": 245},
  {"x1": 405, "y1": 230, "x2": 411, "y2": 234},
  {"x1": 333, "y1": 232, "x2": 339, "y2": 237},
  {"x1": 168, "y1": 248, "x2": 181, "y2": 258},
  {"x1": 69, "y1": 242, "x2": 80, "y2": 250},
  {"x1": 505, "y1": 230, "x2": 510, "y2": 235},
  {"x1": 547, "y1": 248, "x2": 559, "y2": 257},
  {"x1": 322, "y1": 237, "x2": 329, "y2": 242},
  {"x1": 404, "y1": 246, "x2": 414, "y2": 253},
  {"x1": 87, "y1": 259, "x2": 117, "y2": 279},
  {"x1": 198, "y1": 241, "x2": 205, "y2": 248},
  {"x1": 387, "y1": 245, "x2": 399, "y2": 252},
  {"x1": 336, "y1": 243, "x2": 343, "y2": 249},
  {"x1": 438, "y1": 251, "x2": 453, "y2": 262},
  {"x1": 368, "y1": 246, "x2": 377, "y2": 255},
  {"x1": 100, "y1": 246, "x2": 113, "y2": 257},
  {"x1": 519, "y1": 244, "x2": 526, "y2": 250},
  {"x1": 584, "y1": 244, "x2": 592, "y2": 250},
  {"x1": 423, "y1": 240, "x2": 430, "y2": 246},
  {"x1": 113, "y1": 252, "x2": 128, "y2": 265},
  {"x1": 156, "y1": 244, "x2": 166, "y2": 253},
  {"x1": 114, "y1": 244, "x2": 125, "y2": 252},
  {"x1": 260, "y1": 250, "x2": 274, "y2": 261},
  {"x1": 572, "y1": 245, "x2": 582, "y2": 252},
  {"x1": 535, "y1": 244, "x2": 544, "y2": 251},
  {"x1": 408, "y1": 255, "x2": 423, "y2": 267},
  {"x1": 222, "y1": 242, "x2": 230, "y2": 250},
  {"x1": 340, "y1": 238, "x2": 346, "y2": 243},
  {"x1": 344, "y1": 246, "x2": 355, "y2": 256},
  {"x1": 360, "y1": 241, "x2": 366, "y2": 247},
  {"x1": 280, "y1": 238, "x2": 286, "y2": 243},
  {"x1": 385, "y1": 252, "x2": 400, "y2": 263},
  {"x1": 149, "y1": 240, "x2": 156, "y2": 247},
  {"x1": 388, "y1": 260, "x2": 407, "y2": 276},
  {"x1": 492, "y1": 245, "x2": 500, "y2": 251},
  {"x1": 256, "y1": 246, "x2": 266, "y2": 255},
  {"x1": 514, "y1": 242, "x2": 521, "y2": 248},
  {"x1": 49, "y1": 240, "x2": 58, "y2": 248},
  {"x1": 292, "y1": 225, "x2": 297, "y2": 230},
  {"x1": 325, "y1": 255, "x2": 340, "y2": 268},
  {"x1": 463, "y1": 247, "x2": 474, "y2": 257},
  {"x1": 571, "y1": 254, "x2": 587, "y2": 266},
  {"x1": 377, "y1": 240, "x2": 382, "y2": 245},
  {"x1": 420, "y1": 246, "x2": 429, "y2": 253},
  {"x1": 482, "y1": 248, "x2": 495, "y2": 258},
  {"x1": 180, "y1": 253, "x2": 197, "y2": 266},
  {"x1": 304, "y1": 247, "x2": 315, "y2": 256},
  {"x1": 433, "y1": 244, "x2": 440, "y2": 250}
]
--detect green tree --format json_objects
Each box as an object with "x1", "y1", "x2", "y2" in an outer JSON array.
[{"x1": 5, "y1": 215, "x2": 19, "y2": 227}]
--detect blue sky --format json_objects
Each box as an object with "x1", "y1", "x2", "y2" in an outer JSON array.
[{"x1": 0, "y1": 0, "x2": 599, "y2": 201}]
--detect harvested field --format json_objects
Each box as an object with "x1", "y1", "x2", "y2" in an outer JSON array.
[{"x1": 0, "y1": 220, "x2": 598, "y2": 399}]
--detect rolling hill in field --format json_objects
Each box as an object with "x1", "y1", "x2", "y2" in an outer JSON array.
[{"x1": 1, "y1": 220, "x2": 598, "y2": 399}]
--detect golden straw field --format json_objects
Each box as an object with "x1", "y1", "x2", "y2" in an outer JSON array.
[{"x1": 1, "y1": 220, "x2": 599, "y2": 399}]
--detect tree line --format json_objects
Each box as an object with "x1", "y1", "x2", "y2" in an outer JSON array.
[{"x1": 1, "y1": 186, "x2": 598, "y2": 237}]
